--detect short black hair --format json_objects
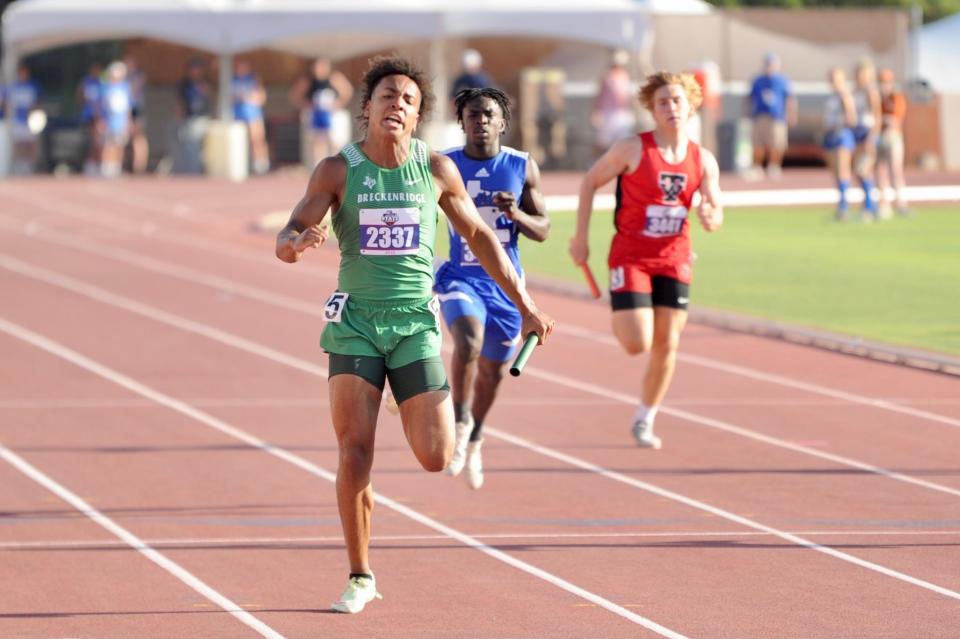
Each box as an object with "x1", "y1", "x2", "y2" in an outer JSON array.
[
  {"x1": 453, "y1": 87, "x2": 512, "y2": 129},
  {"x1": 358, "y1": 55, "x2": 435, "y2": 131}
]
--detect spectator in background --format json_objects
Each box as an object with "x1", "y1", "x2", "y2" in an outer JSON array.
[
  {"x1": 746, "y1": 53, "x2": 796, "y2": 180},
  {"x1": 124, "y1": 54, "x2": 149, "y2": 174},
  {"x1": 875, "y1": 68, "x2": 909, "y2": 218},
  {"x1": 289, "y1": 57, "x2": 353, "y2": 166},
  {"x1": 451, "y1": 49, "x2": 493, "y2": 100},
  {"x1": 690, "y1": 60, "x2": 721, "y2": 153},
  {"x1": 232, "y1": 58, "x2": 270, "y2": 175},
  {"x1": 10, "y1": 63, "x2": 42, "y2": 175},
  {"x1": 77, "y1": 62, "x2": 104, "y2": 175},
  {"x1": 851, "y1": 58, "x2": 881, "y2": 220},
  {"x1": 822, "y1": 67, "x2": 856, "y2": 220},
  {"x1": 591, "y1": 49, "x2": 635, "y2": 158},
  {"x1": 173, "y1": 57, "x2": 213, "y2": 174},
  {"x1": 99, "y1": 60, "x2": 132, "y2": 178}
]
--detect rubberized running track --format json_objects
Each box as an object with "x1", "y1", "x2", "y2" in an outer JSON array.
[{"x1": 1, "y1": 177, "x2": 958, "y2": 638}]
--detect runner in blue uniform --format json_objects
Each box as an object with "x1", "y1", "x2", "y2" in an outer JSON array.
[{"x1": 435, "y1": 88, "x2": 550, "y2": 489}]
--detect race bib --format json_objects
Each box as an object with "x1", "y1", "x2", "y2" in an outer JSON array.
[
  {"x1": 610, "y1": 266, "x2": 625, "y2": 291},
  {"x1": 359, "y1": 207, "x2": 420, "y2": 256},
  {"x1": 323, "y1": 292, "x2": 349, "y2": 322},
  {"x1": 460, "y1": 206, "x2": 510, "y2": 266},
  {"x1": 643, "y1": 205, "x2": 688, "y2": 238}
]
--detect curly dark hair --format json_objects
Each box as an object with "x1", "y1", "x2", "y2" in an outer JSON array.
[
  {"x1": 357, "y1": 55, "x2": 435, "y2": 131},
  {"x1": 453, "y1": 87, "x2": 512, "y2": 129}
]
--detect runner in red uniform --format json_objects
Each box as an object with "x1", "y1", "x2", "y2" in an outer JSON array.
[{"x1": 570, "y1": 71, "x2": 723, "y2": 448}]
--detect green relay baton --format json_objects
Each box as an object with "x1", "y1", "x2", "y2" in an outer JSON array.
[{"x1": 509, "y1": 334, "x2": 539, "y2": 377}]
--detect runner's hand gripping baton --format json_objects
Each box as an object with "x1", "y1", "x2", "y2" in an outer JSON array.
[
  {"x1": 509, "y1": 334, "x2": 539, "y2": 377},
  {"x1": 580, "y1": 263, "x2": 602, "y2": 299}
]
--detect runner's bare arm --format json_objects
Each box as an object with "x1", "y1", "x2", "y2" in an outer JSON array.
[
  {"x1": 494, "y1": 156, "x2": 549, "y2": 242},
  {"x1": 697, "y1": 148, "x2": 723, "y2": 232},
  {"x1": 569, "y1": 137, "x2": 640, "y2": 265},
  {"x1": 276, "y1": 156, "x2": 345, "y2": 263},
  {"x1": 433, "y1": 152, "x2": 555, "y2": 343}
]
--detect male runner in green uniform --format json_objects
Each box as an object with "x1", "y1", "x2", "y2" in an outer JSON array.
[{"x1": 276, "y1": 56, "x2": 554, "y2": 614}]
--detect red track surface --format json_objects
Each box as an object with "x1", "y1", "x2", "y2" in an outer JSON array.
[{"x1": 1, "y1": 177, "x2": 958, "y2": 638}]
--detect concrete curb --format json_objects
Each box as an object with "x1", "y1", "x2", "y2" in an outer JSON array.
[{"x1": 524, "y1": 274, "x2": 960, "y2": 379}]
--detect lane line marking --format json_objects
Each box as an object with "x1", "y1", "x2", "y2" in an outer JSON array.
[
  {"x1": 0, "y1": 317, "x2": 687, "y2": 638},
  {"x1": 2, "y1": 529, "x2": 959, "y2": 550},
  {"x1": 4, "y1": 254, "x2": 958, "y2": 503},
  {"x1": 5, "y1": 199, "x2": 960, "y2": 430},
  {"x1": 3, "y1": 282, "x2": 960, "y2": 607},
  {"x1": 0, "y1": 444, "x2": 285, "y2": 639}
]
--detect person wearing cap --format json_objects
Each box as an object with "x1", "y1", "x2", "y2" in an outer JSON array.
[
  {"x1": 451, "y1": 49, "x2": 493, "y2": 100},
  {"x1": 745, "y1": 53, "x2": 796, "y2": 180}
]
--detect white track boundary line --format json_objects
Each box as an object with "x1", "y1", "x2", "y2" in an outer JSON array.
[
  {"x1": 0, "y1": 191, "x2": 333, "y2": 279},
  {"x1": 0, "y1": 444, "x2": 286, "y2": 639},
  {"x1": 6, "y1": 192, "x2": 960, "y2": 431},
  {"x1": 0, "y1": 317, "x2": 686, "y2": 638},
  {"x1": 5, "y1": 313, "x2": 959, "y2": 607},
  {"x1": 557, "y1": 324, "x2": 960, "y2": 430},
  {"x1": 3, "y1": 254, "x2": 958, "y2": 501},
  {"x1": 2, "y1": 529, "x2": 959, "y2": 551},
  {"x1": 485, "y1": 427, "x2": 960, "y2": 601},
  {"x1": 0, "y1": 278, "x2": 960, "y2": 604}
]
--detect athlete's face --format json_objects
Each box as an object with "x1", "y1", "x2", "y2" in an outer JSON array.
[
  {"x1": 652, "y1": 84, "x2": 690, "y2": 131},
  {"x1": 461, "y1": 96, "x2": 505, "y2": 146},
  {"x1": 365, "y1": 74, "x2": 422, "y2": 137}
]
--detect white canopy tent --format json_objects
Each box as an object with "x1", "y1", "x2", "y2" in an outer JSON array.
[
  {"x1": 919, "y1": 11, "x2": 960, "y2": 93},
  {"x1": 0, "y1": 0, "x2": 711, "y2": 174}
]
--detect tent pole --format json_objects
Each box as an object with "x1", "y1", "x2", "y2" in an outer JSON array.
[
  {"x1": 218, "y1": 50, "x2": 234, "y2": 122},
  {"x1": 1, "y1": 44, "x2": 20, "y2": 177}
]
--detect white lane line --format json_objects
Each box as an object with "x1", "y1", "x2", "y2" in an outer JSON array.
[
  {"x1": 0, "y1": 398, "x2": 330, "y2": 409},
  {"x1": 0, "y1": 318, "x2": 686, "y2": 638},
  {"x1": 4, "y1": 250, "x2": 960, "y2": 496},
  {"x1": 2, "y1": 529, "x2": 959, "y2": 550},
  {"x1": 0, "y1": 255, "x2": 326, "y2": 377},
  {"x1": 523, "y1": 365, "x2": 960, "y2": 500},
  {"x1": 7, "y1": 211, "x2": 960, "y2": 435},
  {"x1": 6, "y1": 193, "x2": 960, "y2": 431},
  {"x1": 0, "y1": 444, "x2": 285, "y2": 639},
  {"x1": 3, "y1": 271, "x2": 960, "y2": 606},
  {"x1": 557, "y1": 325, "x2": 960, "y2": 430},
  {"x1": 4, "y1": 254, "x2": 959, "y2": 501},
  {"x1": 0, "y1": 193, "x2": 332, "y2": 279},
  {"x1": 5, "y1": 313, "x2": 960, "y2": 609},
  {"x1": 485, "y1": 427, "x2": 960, "y2": 602}
]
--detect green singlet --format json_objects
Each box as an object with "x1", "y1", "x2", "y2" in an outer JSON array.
[
  {"x1": 333, "y1": 138, "x2": 438, "y2": 300},
  {"x1": 320, "y1": 138, "x2": 447, "y2": 377}
]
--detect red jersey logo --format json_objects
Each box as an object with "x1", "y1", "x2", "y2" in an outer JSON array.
[{"x1": 658, "y1": 172, "x2": 687, "y2": 203}]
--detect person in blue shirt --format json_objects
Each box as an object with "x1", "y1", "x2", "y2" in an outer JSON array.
[
  {"x1": 450, "y1": 49, "x2": 493, "y2": 102},
  {"x1": 99, "y1": 61, "x2": 132, "y2": 177},
  {"x1": 10, "y1": 63, "x2": 42, "y2": 174},
  {"x1": 77, "y1": 62, "x2": 104, "y2": 175},
  {"x1": 435, "y1": 87, "x2": 550, "y2": 489},
  {"x1": 289, "y1": 57, "x2": 354, "y2": 167},
  {"x1": 746, "y1": 53, "x2": 796, "y2": 180},
  {"x1": 232, "y1": 58, "x2": 270, "y2": 175}
]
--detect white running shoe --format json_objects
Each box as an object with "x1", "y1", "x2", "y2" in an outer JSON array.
[
  {"x1": 383, "y1": 391, "x2": 399, "y2": 415},
  {"x1": 465, "y1": 439, "x2": 484, "y2": 490},
  {"x1": 331, "y1": 574, "x2": 382, "y2": 614},
  {"x1": 632, "y1": 419, "x2": 662, "y2": 450},
  {"x1": 445, "y1": 416, "x2": 474, "y2": 477}
]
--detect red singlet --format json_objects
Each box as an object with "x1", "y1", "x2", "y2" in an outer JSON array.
[{"x1": 608, "y1": 131, "x2": 703, "y2": 285}]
